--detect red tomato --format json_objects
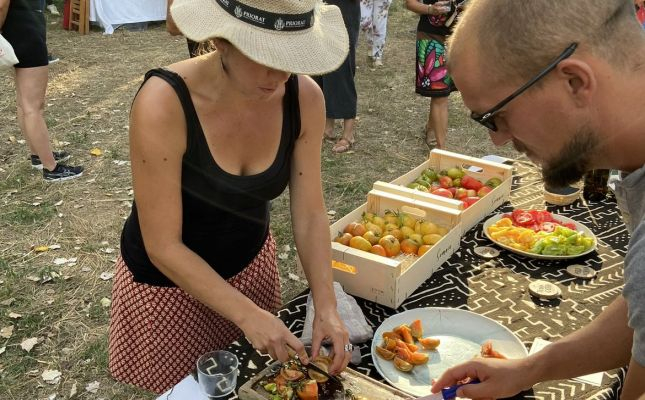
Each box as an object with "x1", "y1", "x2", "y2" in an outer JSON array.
[
  {"x1": 477, "y1": 186, "x2": 492, "y2": 197},
  {"x1": 454, "y1": 187, "x2": 468, "y2": 200},
  {"x1": 461, "y1": 175, "x2": 483, "y2": 191},
  {"x1": 539, "y1": 222, "x2": 557, "y2": 233},
  {"x1": 514, "y1": 212, "x2": 535, "y2": 226},
  {"x1": 534, "y1": 210, "x2": 554, "y2": 224},
  {"x1": 439, "y1": 176, "x2": 453, "y2": 189},
  {"x1": 462, "y1": 197, "x2": 480, "y2": 208},
  {"x1": 447, "y1": 187, "x2": 457, "y2": 196},
  {"x1": 431, "y1": 188, "x2": 454, "y2": 198}
]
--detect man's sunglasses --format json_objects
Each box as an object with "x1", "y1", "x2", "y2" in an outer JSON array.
[{"x1": 470, "y1": 42, "x2": 578, "y2": 132}]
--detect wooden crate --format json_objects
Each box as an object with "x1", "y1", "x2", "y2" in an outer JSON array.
[
  {"x1": 329, "y1": 189, "x2": 461, "y2": 309},
  {"x1": 385, "y1": 149, "x2": 513, "y2": 234}
]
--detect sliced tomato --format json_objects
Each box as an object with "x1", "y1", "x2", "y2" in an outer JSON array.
[
  {"x1": 296, "y1": 380, "x2": 318, "y2": 400},
  {"x1": 514, "y1": 212, "x2": 535, "y2": 226},
  {"x1": 534, "y1": 210, "x2": 554, "y2": 224},
  {"x1": 563, "y1": 222, "x2": 577, "y2": 230},
  {"x1": 539, "y1": 222, "x2": 557, "y2": 233}
]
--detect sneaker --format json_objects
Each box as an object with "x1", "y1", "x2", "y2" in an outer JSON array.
[
  {"x1": 31, "y1": 151, "x2": 71, "y2": 170},
  {"x1": 46, "y1": 4, "x2": 60, "y2": 15},
  {"x1": 43, "y1": 164, "x2": 84, "y2": 182},
  {"x1": 48, "y1": 54, "x2": 60, "y2": 64}
]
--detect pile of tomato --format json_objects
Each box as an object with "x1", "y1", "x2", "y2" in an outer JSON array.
[
  {"x1": 406, "y1": 166, "x2": 503, "y2": 209},
  {"x1": 333, "y1": 209, "x2": 450, "y2": 258},
  {"x1": 501, "y1": 209, "x2": 577, "y2": 232},
  {"x1": 488, "y1": 209, "x2": 595, "y2": 255}
]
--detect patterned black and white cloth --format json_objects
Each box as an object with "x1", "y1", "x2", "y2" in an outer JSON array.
[{"x1": 224, "y1": 162, "x2": 629, "y2": 400}]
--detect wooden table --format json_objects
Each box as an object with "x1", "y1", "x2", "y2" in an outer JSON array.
[{"x1": 172, "y1": 162, "x2": 629, "y2": 400}]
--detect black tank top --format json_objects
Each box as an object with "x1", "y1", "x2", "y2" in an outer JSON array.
[{"x1": 121, "y1": 68, "x2": 301, "y2": 286}]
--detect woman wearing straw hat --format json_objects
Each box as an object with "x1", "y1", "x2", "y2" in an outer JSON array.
[{"x1": 107, "y1": 0, "x2": 351, "y2": 393}]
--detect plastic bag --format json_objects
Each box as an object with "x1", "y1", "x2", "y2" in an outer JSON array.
[{"x1": 0, "y1": 34, "x2": 19, "y2": 69}]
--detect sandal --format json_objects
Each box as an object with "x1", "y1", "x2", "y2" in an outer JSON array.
[
  {"x1": 332, "y1": 138, "x2": 354, "y2": 153},
  {"x1": 424, "y1": 131, "x2": 437, "y2": 149}
]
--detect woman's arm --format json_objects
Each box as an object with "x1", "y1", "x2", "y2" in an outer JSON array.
[
  {"x1": 405, "y1": 0, "x2": 449, "y2": 15},
  {"x1": 288, "y1": 75, "x2": 349, "y2": 374},
  {"x1": 129, "y1": 76, "x2": 307, "y2": 362},
  {"x1": 0, "y1": 0, "x2": 10, "y2": 29}
]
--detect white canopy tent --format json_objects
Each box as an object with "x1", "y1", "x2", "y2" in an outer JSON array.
[{"x1": 89, "y1": 0, "x2": 167, "y2": 34}]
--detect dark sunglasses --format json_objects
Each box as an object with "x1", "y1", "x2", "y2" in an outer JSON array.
[{"x1": 470, "y1": 43, "x2": 578, "y2": 131}]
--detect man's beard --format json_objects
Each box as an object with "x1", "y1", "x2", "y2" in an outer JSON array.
[{"x1": 541, "y1": 127, "x2": 599, "y2": 187}]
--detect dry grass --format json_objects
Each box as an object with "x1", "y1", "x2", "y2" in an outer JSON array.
[{"x1": 0, "y1": 4, "x2": 520, "y2": 399}]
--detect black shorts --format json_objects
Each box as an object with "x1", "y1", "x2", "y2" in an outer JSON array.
[{"x1": 2, "y1": 8, "x2": 48, "y2": 68}]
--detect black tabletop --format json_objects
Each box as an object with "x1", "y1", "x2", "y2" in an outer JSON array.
[{"x1": 225, "y1": 162, "x2": 628, "y2": 400}]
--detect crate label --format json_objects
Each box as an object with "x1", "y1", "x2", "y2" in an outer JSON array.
[
  {"x1": 331, "y1": 260, "x2": 357, "y2": 274},
  {"x1": 489, "y1": 190, "x2": 507, "y2": 207},
  {"x1": 436, "y1": 243, "x2": 454, "y2": 261}
]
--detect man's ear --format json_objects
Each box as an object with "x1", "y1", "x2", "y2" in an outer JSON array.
[{"x1": 556, "y1": 59, "x2": 596, "y2": 107}]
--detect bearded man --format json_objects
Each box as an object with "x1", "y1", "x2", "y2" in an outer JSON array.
[{"x1": 431, "y1": 1, "x2": 645, "y2": 399}]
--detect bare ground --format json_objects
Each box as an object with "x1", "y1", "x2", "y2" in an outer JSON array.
[{"x1": 0, "y1": 4, "x2": 520, "y2": 399}]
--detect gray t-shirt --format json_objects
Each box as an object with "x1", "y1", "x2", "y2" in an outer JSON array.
[{"x1": 614, "y1": 164, "x2": 645, "y2": 366}]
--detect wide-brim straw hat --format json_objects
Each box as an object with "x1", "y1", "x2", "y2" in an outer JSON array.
[{"x1": 170, "y1": 0, "x2": 349, "y2": 75}]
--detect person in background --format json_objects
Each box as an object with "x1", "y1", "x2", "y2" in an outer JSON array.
[
  {"x1": 108, "y1": 0, "x2": 351, "y2": 394},
  {"x1": 405, "y1": 0, "x2": 464, "y2": 149},
  {"x1": 430, "y1": 1, "x2": 645, "y2": 398},
  {"x1": 45, "y1": 0, "x2": 56, "y2": 14},
  {"x1": 360, "y1": 0, "x2": 392, "y2": 66},
  {"x1": 0, "y1": 0, "x2": 83, "y2": 181},
  {"x1": 166, "y1": 0, "x2": 199, "y2": 57},
  {"x1": 314, "y1": 0, "x2": 360, "y2": 153}
]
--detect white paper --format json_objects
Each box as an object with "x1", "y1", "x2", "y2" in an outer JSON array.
[
  {"x1": 528, "y1": 338, "x2": 603, "y2": 386},
  {"x1": 156, "y1": 375, "x2": 209, "y2": 400}
]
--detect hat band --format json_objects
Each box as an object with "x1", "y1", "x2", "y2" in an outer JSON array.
[{"x1": 215, "y1": 0, "x2": 314, "y2": 31}]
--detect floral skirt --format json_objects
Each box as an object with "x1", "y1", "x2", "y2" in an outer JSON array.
[
  {"x1": 415, "y1": 34, "x2": 457, "y2": 98},
  {"x1": 108, "y1": 234, "x2": 281, "y2": 394}
]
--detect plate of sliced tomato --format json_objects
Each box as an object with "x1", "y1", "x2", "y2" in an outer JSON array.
[
  {"x1": 483, "y1": 209, "x2": 597, "y2": 260},
  {"x1": 371, "y1": 308, "x2": 528, "y2": 397}
]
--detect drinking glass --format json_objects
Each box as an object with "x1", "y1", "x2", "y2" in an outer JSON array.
[{"x1": 196, "y1": 350, "x2": 239, "y2": 398}]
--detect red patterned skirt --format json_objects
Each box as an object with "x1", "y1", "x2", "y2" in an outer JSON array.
[{"x1": 108, "y1": 234, "x2": 281, "y2": 394}]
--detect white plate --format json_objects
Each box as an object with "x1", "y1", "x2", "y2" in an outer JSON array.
[
  {"x1": 482, "y1": 213, "x2": 597, "y2": 260},
  {"x1": 371, "y1": 308, "x2": 527, "y2": 397}
]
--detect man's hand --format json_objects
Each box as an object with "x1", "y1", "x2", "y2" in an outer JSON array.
[{"x1": 431, "y1": 357, "x2": 536, "y2": 399}]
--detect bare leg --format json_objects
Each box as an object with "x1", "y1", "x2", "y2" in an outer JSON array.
[
  {"x1": 341, "y1": 118, "x2": 355, "y2": 143},
  {"x1": 324, "y1": 118, "x2": 335, "y2": 140},
  {"x1": 332, "y1": 118, "x2": 356, "y2": 153},
  {"x1": 429, "y1": 96, "x2": 449, "y2": 149},
  {"x1": 15, "y1": 66, "x2": 56, "y2": 171}
]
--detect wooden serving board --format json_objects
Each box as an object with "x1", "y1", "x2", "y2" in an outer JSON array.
[{"x1": 238, "y1": 362, "x2": 413, "y2": 400}]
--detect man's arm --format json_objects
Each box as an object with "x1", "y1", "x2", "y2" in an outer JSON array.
[{"x1": 433, "y1": 296, "x2": 634, "y2": 399}]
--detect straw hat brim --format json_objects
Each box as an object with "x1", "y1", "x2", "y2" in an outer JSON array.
[{"x1": 170, "y1": 0, "x2": 349, "y2": 75}]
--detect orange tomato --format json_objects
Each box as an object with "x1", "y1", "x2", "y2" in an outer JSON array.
[
  {"x1": 370, "y1": 244, "x2": 387, "y2": 257},
  {"x1": 418, "y1": 245, "x2": 432, "y2": 256},
  {"x1": 296, "y1": 380, "x2": 318, "y2": 400},
  {"x1": 351, "y1": 223, "x2": 367, "y2": 237},
  {"x1": 418, "y1": 337, "x2": 441, "y2": 350},
  {"x1": 400, "y1": 239, "x2": 420, "y2": 255},
  {"x1": 410, "y1": 319, "x2": 423, "y2": 339},
  {"x1": 333, "y1": 232, "x2": 353, "y2": 246},
  {"x1": 343, "y1": 222, "x2": 358, "y2": 234},
  {"x1": 378, "y1": 235, "x2": 401, "y2": 257}
]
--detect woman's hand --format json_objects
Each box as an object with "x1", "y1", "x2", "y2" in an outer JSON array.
[
  {"x1": 239, "y1": 308, "x2": 309, "y2": 364},
  {"x1": 431, "y1": 357, "x2": 536, "y2": 399},
  {"x1": 311, "y1": 307, "x2": 350, "y2": 375},
  {"x1": 428, "y1": 1, "x2": 451, "y2": 15}
]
